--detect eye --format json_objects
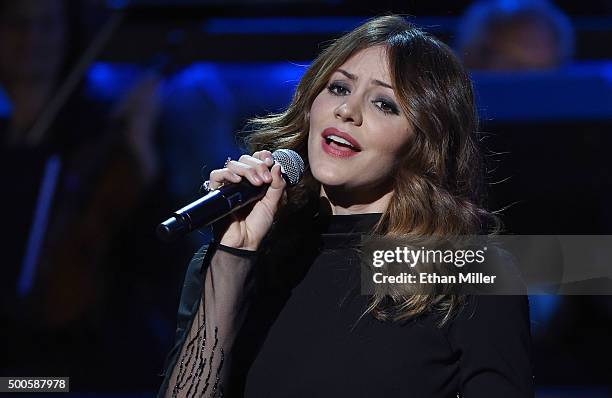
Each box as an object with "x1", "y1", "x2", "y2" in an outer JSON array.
[
  {"x1": 327, "y1": 82, "x2": 350, "y2": 96},
  {"x1": 373, "y1": 98, "x2": 400, "y2": 115}
]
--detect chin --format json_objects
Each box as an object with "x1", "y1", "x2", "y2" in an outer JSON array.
[{"x1": 311, "y1": 164, "x2": 347, "y2": 187}]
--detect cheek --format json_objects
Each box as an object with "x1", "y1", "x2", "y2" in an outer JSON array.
[
  {"x1": 309, "y1": 92, "x2": 332, "y2": 123},
  {"x1": 386, "y1": 136, "x2": 409, "y2": 158},
  {"x1": 371, "y1": 123, "x2": 412, "y2": 156},
  {"x1": 365, "y1": 126, "x2": 412, "y2": 174}
]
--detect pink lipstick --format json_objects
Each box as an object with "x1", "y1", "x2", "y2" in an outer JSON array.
[{"x1": 321, "y1": 127, "x2": 361, "y2": 158}]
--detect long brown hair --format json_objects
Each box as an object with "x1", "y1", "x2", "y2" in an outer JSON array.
[{"x1": 240, "y1": 15, "x2": 498, "y2": 325}]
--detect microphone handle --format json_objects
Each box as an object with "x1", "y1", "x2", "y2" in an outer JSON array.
[{"x1": 157, "y1": 179, "x2": 268, "y2": 242}]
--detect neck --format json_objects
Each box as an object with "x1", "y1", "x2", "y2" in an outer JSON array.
[{"x1": 319, "y1": 181, "x2": 393, "y2": 215}]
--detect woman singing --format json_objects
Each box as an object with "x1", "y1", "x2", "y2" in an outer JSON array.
[{"x1": 158, "y1": 15, "x2": 534, "y2": 397}]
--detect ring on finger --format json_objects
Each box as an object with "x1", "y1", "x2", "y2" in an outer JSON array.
[
  {"x1": 202, "y1": 179, "x2": 223, "y2": 192},
  {"x1": 223, "y1": 156, "x2": 232, "y2": 168}
]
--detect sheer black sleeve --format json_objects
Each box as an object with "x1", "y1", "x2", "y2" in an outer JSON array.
[{"x1": 157, "y1": 242, "x2": 258, "y2": 398}]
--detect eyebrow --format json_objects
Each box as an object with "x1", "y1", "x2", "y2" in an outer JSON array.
[{"x1": 337, "y1": 68, "x2": 394, "y2": 90}]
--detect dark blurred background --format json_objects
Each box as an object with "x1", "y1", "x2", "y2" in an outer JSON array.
[{"x1": 0, "y1": 0, "x2": 611, "y2": 396}]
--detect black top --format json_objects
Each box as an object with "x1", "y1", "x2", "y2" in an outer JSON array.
[{"x1": 158, "y1": 213, "x2": 534, "y2": 397}]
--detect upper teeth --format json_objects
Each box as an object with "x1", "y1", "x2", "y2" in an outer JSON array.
[{"x1": 327, "y1": 134, "x2": 354, "y2": 147}]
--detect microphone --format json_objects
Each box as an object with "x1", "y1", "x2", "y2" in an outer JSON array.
[{"x1": 156, "y1": 149, "x2": 304, "y2": 242}]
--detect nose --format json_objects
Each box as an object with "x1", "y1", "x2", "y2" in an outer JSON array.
[{"x1": 335, "y1": 97, "x2": 363, "y2": 126}]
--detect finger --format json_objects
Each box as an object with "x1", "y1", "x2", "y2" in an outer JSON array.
[
  {"x1": 261, "y1": 163, "x2": 287, "y2": 208},
  {"x1": 210, "y1": 168, "x2": 241, "y2": 184},
  {"x1": 269, "y1": 163, "x2": 287, "y2": 190},
  {"x1": 253, "y1": 150, "x2": 274, "y2": 167},
  {"x1": 209, "y1": 168, "x2": 241, "y2": 189},
  {"x1": 237, "y1": 155, "x2": 272, "y2": 183},
  {"x1": 226, "y1": 160, "x2": 265, "y2": 185}
]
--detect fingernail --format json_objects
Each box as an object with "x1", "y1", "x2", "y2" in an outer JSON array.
[
  {"x1": 253, "y1": 175, "x2": 262, "y2": 183},
  {"x1": 264, "y1": 171, "x2": 272, "y2": 180}
]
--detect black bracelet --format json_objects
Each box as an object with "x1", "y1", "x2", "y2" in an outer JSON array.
[{"x1": 216, "y1": 243, "x2": 258, "y2": 258}]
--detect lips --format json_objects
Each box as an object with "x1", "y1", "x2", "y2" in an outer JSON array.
[
  {"x1": 321, "y1": 128, "x2": 362, "y2": 151},
  {"x1": 320, "y1": 127, "x2": 362, "y2": 158}
]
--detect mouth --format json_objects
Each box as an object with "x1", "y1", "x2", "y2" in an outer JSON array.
[{"x1": 321, "y1": 128, "x2": 362, "y2": 153}]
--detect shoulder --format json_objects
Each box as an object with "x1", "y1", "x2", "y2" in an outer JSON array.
[
  {"x1": 448, "y1": 244, "x2": 531, "y2": 332},
  {"x1": 444, "y1": 293, "x2": 534, "y2": 396}
]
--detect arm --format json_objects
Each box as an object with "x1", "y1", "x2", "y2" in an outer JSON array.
[
  {"x1": 447, "y1": 294, "x2": 535, "y2": 398},
  {"x1": 156, "y1": 149, "x2": 284, "y2": 396},
  {"x1": 157, "y1": 242, "x2": 258, "y2": 398}
]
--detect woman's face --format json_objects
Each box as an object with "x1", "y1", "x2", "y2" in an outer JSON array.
[{"x1": 307, "y1": 45, "x2": 413, "y2": 198}]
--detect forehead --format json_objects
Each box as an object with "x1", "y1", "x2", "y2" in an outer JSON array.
[{"x1": 335, "y1": 46, "x2": 391, "y2": 79}]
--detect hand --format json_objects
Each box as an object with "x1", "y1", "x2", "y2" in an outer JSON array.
[{"x1": 207, "y1": 150, "x2": 287, "y2": 251}]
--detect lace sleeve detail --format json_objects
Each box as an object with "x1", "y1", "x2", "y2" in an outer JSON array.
[{"x1": 163, "y1": 244, "x2": 258, "y2": 398}]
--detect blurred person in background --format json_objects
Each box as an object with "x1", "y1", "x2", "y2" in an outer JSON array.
[
  {"x1": 157, "y1": 64, "x2": 241, "y2": 247},
  {"x1": 0, "y1": 0, "x2": 68, "y2": 146},
  {"x1": 0, "y1": 0, "x2": 192, "y2": 391},
  {"x1": 455, "y1": 0, "x2": 573, "y2": 341},
  {"x1": 0, "y1": 0, "x2": 78, "y2": 325},
  {"x1": 455, "y1": 0, "x2": 574, "y2": 70},
  {"x1": 457, "y1": 0, "x2": 611, "y2": 389}
]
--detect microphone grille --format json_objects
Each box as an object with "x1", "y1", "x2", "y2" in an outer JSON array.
[{"x1": 272, "y1": 149, "x2": 305, "y2": 186}]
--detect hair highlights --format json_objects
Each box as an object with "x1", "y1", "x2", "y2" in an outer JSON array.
[{"x1": 240, "y1": 15, "x2": 498, "y2": 325}]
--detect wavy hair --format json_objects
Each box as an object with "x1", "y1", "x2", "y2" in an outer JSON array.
[{"x1": 240, "y1": 15, "x2": 498, "y2": 326}]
